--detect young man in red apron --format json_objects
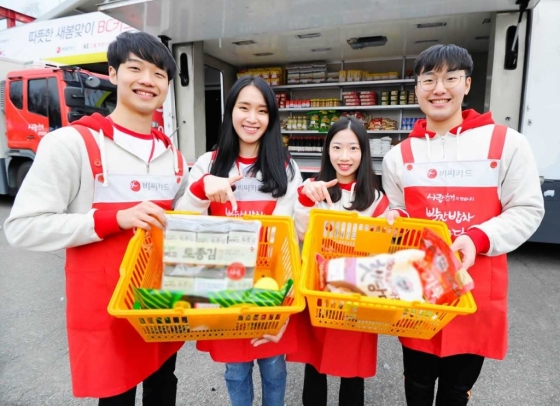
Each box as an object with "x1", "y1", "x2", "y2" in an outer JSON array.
[
  {"x1": 4, "y1": 32, "x2": 187, "y2": 405},
  {"x1": 381, "y1": 44, "x2": 544, "y2": 405}
]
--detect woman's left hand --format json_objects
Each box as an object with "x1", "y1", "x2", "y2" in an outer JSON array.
[{"x1": 251, "y1": 319, "x2": 289, "y2": 347}]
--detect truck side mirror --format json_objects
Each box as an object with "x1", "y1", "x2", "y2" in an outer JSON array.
[
  {"x1": 64, "y1": 87, "x2": 85, "y2": 107},
  {"x1": 85, "y1": 76, "x2": 101, "y2": 89}
]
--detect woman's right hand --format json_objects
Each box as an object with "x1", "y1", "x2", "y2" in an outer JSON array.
[
  {"x1": 301, "y1": 179, "x2": 338, "y2": 206},
  {"x1": 383, "y1": 209, "x2": 401, "y2": 225},
  {"x1": 203, "y1": 174, "x2": 244, "y2": 212}
]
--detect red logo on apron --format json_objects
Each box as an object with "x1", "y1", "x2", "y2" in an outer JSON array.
[
  {"x1": 130, "y1": 180, "x2": 141, "y2": 192},
  {"x1": 427, "y1": 168, "x2": 438, "y2": 179}
]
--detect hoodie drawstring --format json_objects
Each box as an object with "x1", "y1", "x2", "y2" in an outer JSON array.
[
  {"x1": 424, "y1": 133, "x2": 433, "y2": 162},
  {"x1": 99, "y1": 129, "x2": 109, "y2": 187},
  {"x1": 456, "y1": 126, "x2": 463, "y2": 161},
  {"x1": 170, "y1": 145, "x2": 180, "y2": 174}
]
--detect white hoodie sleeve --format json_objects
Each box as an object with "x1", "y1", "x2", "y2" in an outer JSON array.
[
  {"x1": 382, "y1": 148, "x2": 409, "y2": 216},
  {"x1": 472, "y1": 130, "x2": 544, "y2": 255},
  {"x1": 272, "y1": 160, "x2": 303, "y2": 217},
  {"x1": 174, "y1": 152, "x2": 213, "y2": 214},
  {"x1": 294, "y1": 178, "x2": 318, "y2": 241},
  {"x1": 3, "y1": 131, "x2": 101, "y2": 251}
]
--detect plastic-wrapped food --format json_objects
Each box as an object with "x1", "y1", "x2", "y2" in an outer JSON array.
[
  {"x1": 316, "y1": 250, "x2": 425, "y2": 302},
  {"x1": 162, "y1": 215, "x2": 261, "y2": 295},
  {"x1": 413, "y1": 228, "x2": 474, "y2": 304},
  {"x1": 133, "y1": 278, "x2": 293, "y2": 309}
]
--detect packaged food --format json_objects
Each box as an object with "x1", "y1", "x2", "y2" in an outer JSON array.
[
  {"x1": 413, "y1": 228, "x2": 474, "y2": 305},
  {"x1": 339, "y1": 70, "x2": 347, "y2": 82},
  {"x1": 319, "y1": 112, "x2": 332, "y2": 132},
  {"x1": 133, "y1": 278, "x2": 294, "y2": 309},
  {"x1": 162, "y1": 216, "x2": 262, "y2": 297},
  {"x1": 308, "y1": 112, "x2": 320, "y2": 131},
  {"x1": 316, "y1": 250, "x2": 425, "y2": 302}
]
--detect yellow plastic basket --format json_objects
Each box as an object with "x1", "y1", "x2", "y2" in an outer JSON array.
[
  {"x1": 108, "y1": 212, "x2": 304, "y2": 342},
  {"x1": 300, "y1": 209, "x2": 477, "y2": 339}
]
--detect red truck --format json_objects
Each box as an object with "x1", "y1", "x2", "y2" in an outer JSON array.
[{"x1": 0, "y1": 58, "x2": 117, "y2": 195}]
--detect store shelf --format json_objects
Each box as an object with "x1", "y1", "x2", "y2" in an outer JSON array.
[
  {"x1": 279, "y1": 104, "x2": 420, "y2": 112},
  {"x1": 291, "y1": 156, "x2": 383, "y2": 175},
  {"x1": 290, "y1": 152, "x2": 387, "y2": 159},
  {"x1": 272, "y1": 79, "x2": 415, "y2": 90},
  {"x1": 282, "y1": 130, "x2": 410, "y2": 134}
]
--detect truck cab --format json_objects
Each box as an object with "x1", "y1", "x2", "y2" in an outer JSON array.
[{"x1": 0, "y1": 65, "x2": 116, "y2": 194}]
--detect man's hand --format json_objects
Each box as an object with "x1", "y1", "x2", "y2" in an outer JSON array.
[
  {"x1": 301, "y1": 179, "x2": 338, "y2": 206},
  {"x1": 451, "y1": 235, "x2": 477, "y2": 270},
  {"x1": 116, "y1": 201, "x2": 166, "y2": 231},
  {"x1": 203, "y1": 174, "x2": 244, "y2": 212},
  {"x1": 251, "y1": 319, "x2": 289, "y2": 347}
]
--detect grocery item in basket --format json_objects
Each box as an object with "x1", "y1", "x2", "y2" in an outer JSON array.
[
  {"x1": 162, "y1": 216, "x2": 261, "y2": 295},
  {"x1": 316, "y1": 250, "x2": 425, "y2": 301},
  {"x1": 133, "y1": 278, "x2": 293, "y2": 309},
  {"x1": 413, "y1": 228, "x2": 475, "y2": 305}
]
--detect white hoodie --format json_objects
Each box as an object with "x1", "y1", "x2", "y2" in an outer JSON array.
[{"x1": 294, "y1": 179, "x2": 389, "y2": 241}]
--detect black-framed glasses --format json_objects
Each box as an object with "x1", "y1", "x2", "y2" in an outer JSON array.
[{"x1": 417, "y1": 74, "x2": 467, "y2": 91}]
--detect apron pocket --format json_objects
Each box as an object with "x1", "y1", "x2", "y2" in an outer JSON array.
[{"x1": 65, "y1": 267, "x2": 112, "y2": 331}]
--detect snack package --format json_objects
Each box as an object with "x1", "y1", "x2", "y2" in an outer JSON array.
[
  {"x1": 162, "y1": 215, "x2": 261, "y2": 296},
  {"x1": 133, "y1": 278, "x2": 293, "y2": 309},
  {"x1": 316, "y1": 250, "x2": 425, "y2": 302},
  {"x1": 413, "y1": 228, "x2": 475, "y2": 304}
]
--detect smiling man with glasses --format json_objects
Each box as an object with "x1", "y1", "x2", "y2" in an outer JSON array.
[{"x1": 382, "y1": 44, "x2": 544, "y2": 406}]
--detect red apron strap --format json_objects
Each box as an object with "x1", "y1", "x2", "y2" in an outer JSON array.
[
  {"x1": 372, "y1": 194, "x2": 390, "y2": 217},
  {"x1": 72, "y1": 125, "x2": 103, "y2": 177},
  {"x1": 488, "y1": 125, "x2": 508, "y2": 160},
  {"x1": 400, "y1": 138, "x2": 414, "y2": 163}
]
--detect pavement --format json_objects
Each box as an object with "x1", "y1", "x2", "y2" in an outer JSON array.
[{"x1": 0, "y1": 195, "x2": 559, "y2": 405}]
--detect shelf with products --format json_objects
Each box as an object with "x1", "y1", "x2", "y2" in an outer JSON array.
[
  {"x1": 281, "y1": 130, "x2": 411, "y2": 134},
  {"x1": 291, "y1": 152, "x2": 387, "y2": 159},
  {"x1": 279, "y1": 105, "x2": 420, "y2": 112},
  {"x1": 271, "y1": 79, "x2": 415, "y2": 90}
]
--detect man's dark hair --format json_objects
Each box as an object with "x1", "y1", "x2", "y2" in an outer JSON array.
[
  {"x1": 107, "y1": 31, "x2": 177, "y2": 80},
  {"x1": 414, "y1": 44, "x2": 474, "y2": 77}
]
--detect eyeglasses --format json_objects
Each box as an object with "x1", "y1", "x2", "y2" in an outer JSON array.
[{"x1": 417, "y1": 74, "x2": 467, "y2": 91}]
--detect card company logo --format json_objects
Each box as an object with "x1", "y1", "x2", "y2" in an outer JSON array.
[
  {"x1": 130, "y1": 180, "x2": 141, "y2": 192},
  {"x1": 427, "y1": 168, "x2": 438, "y2": 179}
]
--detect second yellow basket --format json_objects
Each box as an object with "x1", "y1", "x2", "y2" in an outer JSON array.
[{"x1": 300, "y1": 209, "x2": 477, "y2": 340}]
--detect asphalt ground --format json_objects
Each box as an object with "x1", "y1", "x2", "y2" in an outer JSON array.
[{"x1": 1, "y1": 195, "x2": 558, "y2": 405}]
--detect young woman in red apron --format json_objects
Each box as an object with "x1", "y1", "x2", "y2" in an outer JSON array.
[
  {"x1": 176, "y1": 76, "x2": 302, "y2": 406},
  {"x1": 382, "y1": 44, "x2": 544, "y2": 405},
  {"x1": 288, "y1": 116, "x2": 389, "y2": 406}
]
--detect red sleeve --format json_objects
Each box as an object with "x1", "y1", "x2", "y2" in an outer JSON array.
[
  {"x1": 466, "y1": 228, "x2": 491, "y2": 255},
  {"x1": 93, "y1": 209, "x2": 122, "y2": 239},
  {"x1": 189, "y1": 173, "x2": 210, "y2": 200},
  {"x1": 297, "y1": 185, "x2": 316, "y2": 207}
]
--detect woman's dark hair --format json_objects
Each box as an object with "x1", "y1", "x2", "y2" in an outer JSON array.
[
  {"x1": 210, "y1": 76, "x2": 295, "y2": 197},
  {"x1": 414, "y1": 44, "x2": 474, "y2": 77},
  {"x1": 107, "y1": 31, "x2": 177, "y2": 80},
  {"x1": 315, "y1": 116, "x2": 380, "y2": 211}
]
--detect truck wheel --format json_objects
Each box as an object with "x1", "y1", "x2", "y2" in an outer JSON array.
[{"x1": 16, "y1": 161, "x2": 32, "y2": 190}]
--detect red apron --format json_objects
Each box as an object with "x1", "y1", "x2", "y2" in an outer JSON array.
[
  {"x1": 399, "y1": 125, "x2": 508, "y2": 360},
  {"x1": 65, "y1": 125, "x2": 185, "y2": 397},
  {"x1": 286, "y1": 310, "x2": 377, "y2": 378},
  {"x1": 286, "y1": 198, "x2": 389, "y2": 378},
  {"x1": 196, "y1": 172, "x2": 298, "y2": 362}
]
